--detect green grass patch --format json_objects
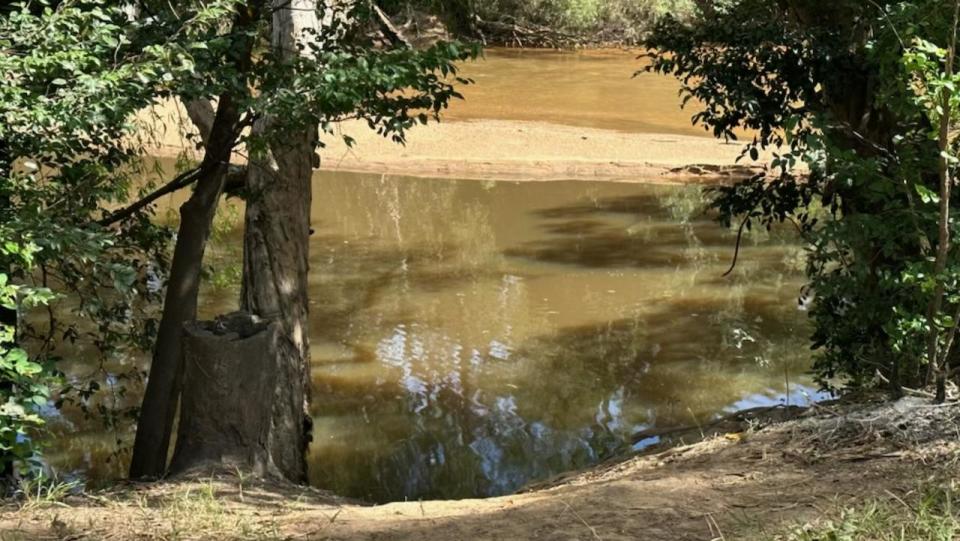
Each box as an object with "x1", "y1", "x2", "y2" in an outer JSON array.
[{"x1": 781, "y1": 481, "x2": 960, "y2": 541}]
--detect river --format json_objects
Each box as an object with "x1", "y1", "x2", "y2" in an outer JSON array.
[
  {"x1": 445, "y1": 48, "x2": 710, "y2": 135},
  {"x1": 46, "y1": 48, "x2": 816, "y2": 503}
]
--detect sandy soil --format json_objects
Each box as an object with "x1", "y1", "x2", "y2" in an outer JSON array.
[
  {"x1": 143, "y1": 100, "x2": 769, "y2": 183},
  {"x1": 3, "y1": 397, "x2": 958, "y2": 540},
  {"x1": 316, "y1": 119, "x2": 767, "y2": 182}
]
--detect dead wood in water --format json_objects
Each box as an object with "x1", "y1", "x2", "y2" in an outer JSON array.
[
  {"x1": 474, "y1": 16, "x2": 586, "y2": 49},
  {"x1": 373, "y1": 4, "x2": 412, "y2": 48},
  {"x1": 631, "y1": 404, "x2": 809, "y2": 445}
]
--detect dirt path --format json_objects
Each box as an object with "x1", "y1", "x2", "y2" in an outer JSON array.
[{"x1": 4, "y1": 398, "x2": 957, "y2": 540}]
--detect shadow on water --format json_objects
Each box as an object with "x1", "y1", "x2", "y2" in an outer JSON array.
[
  {"x1": 506, "y1": 192, "x2": 800, "y2": 274},
  {"x1": 301, "y1": 174, "x2": 812, "y2": 503},
  {"x1": 307, "y1": 292, "x2": 813, "y2": 502}
]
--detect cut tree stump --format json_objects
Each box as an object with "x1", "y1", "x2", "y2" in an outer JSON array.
[{"x1": 168, "y1": 312, "x2": 282, "y2": 477}]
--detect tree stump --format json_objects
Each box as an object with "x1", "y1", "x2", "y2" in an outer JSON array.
[{"x1": 168, "y1": 312, "x2": 281, "y2": 477}]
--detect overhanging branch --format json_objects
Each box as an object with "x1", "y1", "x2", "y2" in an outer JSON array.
[
  {"x1": 97, "y1": 163, "x2": 250, "y2": 227},
  {"x1": 98, "y1": 167, "x2": 202, "y2": 226}
]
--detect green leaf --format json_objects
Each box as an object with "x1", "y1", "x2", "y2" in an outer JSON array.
[{"x1": 915, "y1": 184, "x2": 939, "y2": 204}]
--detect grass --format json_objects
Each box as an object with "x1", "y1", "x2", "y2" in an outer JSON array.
[
  {"x1": 15, "y1": 475, "x2": 81, "y2": 510},
  {"x1": 779, "y1": 481, "x2": 960, "y2": 541},
  {"x1": 148, "y1": 478, "x2": 282, "y2": 540},
  {"x1": 7, "y1": 475, "x2": 283, "y2": 540}
]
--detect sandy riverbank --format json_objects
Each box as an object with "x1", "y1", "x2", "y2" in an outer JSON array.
[
  {"x1": 315, "y1": 118, "x2": 767, "y2": 182},
  {"x1": 144, "y1": 101, "x2": 769, "y2": 183}
]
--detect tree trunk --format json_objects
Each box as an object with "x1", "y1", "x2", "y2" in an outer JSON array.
[
  {"x1": 928, "y1": 0, "x2": 960, "y2": 403},
  {"x1": 236, "y1": 0, "x2": 321, "y2": 483},
  {"x1": 128, "y1": 105, "x2": 237, "y2": 479},
  {"x1": 168, "y1": 313, "x2": 281, "y2": 476},
  {"x1": 129, "y1": 3, "x2": 263, "y2": 479},
  {"x1": 439, "y1": 0, "x2": 477, "y2": 38},
  {"x1": 240, "y1": 130, "x2": 314, "y2": 482}
]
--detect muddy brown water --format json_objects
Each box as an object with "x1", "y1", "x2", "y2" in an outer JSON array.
[
  {"x1": 48, "y1": 170, "x2": 818, "y2": 503},
  {"x1": 446, "y1": 48, "x2": 711, "y2": 136},
  {"x1": 45, "y1": 50, "x2": 815, "y2": 503}
]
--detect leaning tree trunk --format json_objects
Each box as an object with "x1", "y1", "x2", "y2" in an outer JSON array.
[
  {"x1": 128, "y1": 96, "x2": 241, "y2": 479},
  {"x1": 129, "y1": 2, "x2": 263, "y2": 479}
]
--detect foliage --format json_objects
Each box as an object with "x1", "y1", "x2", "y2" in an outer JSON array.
[
  {"x1": 1, "y1": 0, "x2": 478, "y2": 476},
  {"x1": 380, "y1": 0, "x2": 695, "y2": 42},
  {"x1": 0, "y1": 0, "x2": 178, "y2": 477},
  {"x1": 0, "y1": 249, "x2": 55, "y2": 475},
  {"x1": 646, "y1": 0, "x2": 960, "y2": 395},
  {"x1": 470, "y1": 0, "x2": 693, "y2": 31}
]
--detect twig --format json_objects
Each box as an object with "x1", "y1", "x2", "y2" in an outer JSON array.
[
  {"x1": 560, "y1": 499, "x2": 602, "y2": 540},
  {"x1": 705, "y1": 513, "x2": 726, "y2": 541},
  {"x1": 722, "y1": 216, "x2": 749, "y2": 277},
  {"x1": 884, "y1": 489, "x2": 918, "y2": 515}
]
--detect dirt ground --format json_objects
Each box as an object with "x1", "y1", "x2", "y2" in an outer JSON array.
[{"x1": 2, "y1": 397, "x2": 958, "y2": 540}]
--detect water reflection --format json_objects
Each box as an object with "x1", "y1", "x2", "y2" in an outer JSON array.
[
  {"x1": 301, "y1": 173, "x2": 810, "y2": 502},
  {"x1": 48, "y1": 171, "x2": 813, "y2": 503}
]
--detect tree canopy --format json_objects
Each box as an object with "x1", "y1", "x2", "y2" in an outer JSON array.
[
  {"x1": 0, "y1": 0, "x2": 478, "y2": 479},
  {"x1": 647, "y1": 0, "x2": 960, "y2": 398}
]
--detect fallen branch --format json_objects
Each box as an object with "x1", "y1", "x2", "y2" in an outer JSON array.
[
  {"x1": 372, "y1": 4, "x2": 411, "y2": 48},
  {"x1": 875, "y1": 371, "x2": 936, "y2": 399},
  {"x1": 631, "y1": 404, "x2": 808, "y2": 445},
  {"x1": 474, "y1": 16, "x2": 584, "y2": 48}
]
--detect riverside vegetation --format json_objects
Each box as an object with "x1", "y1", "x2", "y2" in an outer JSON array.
[{"x1": 378, "y1": 0, "x2": 697, "y2": 46}]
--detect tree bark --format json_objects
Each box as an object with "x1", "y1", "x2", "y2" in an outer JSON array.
[
  {"x1": 236, "y1": 0, "x2": 322, "y2": 483},
  {"x1": 184, "y1": 99, "x2": 216, "y2": 146},
  {"x1": 927, "y1": 0, "x2": 960, "y2": 403},
  {"x1": 168, "y1": 313, "x2": 281, "y2": 476},
  {"x1": 129, "y1": 3, "x2": 263, "y2": 479},
  {"x1": 240, "y1": 128, "x2": 314, "y2": 482},
  {"x1": 128, "y1": 99, "x2": 239, "y2": 479}
]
